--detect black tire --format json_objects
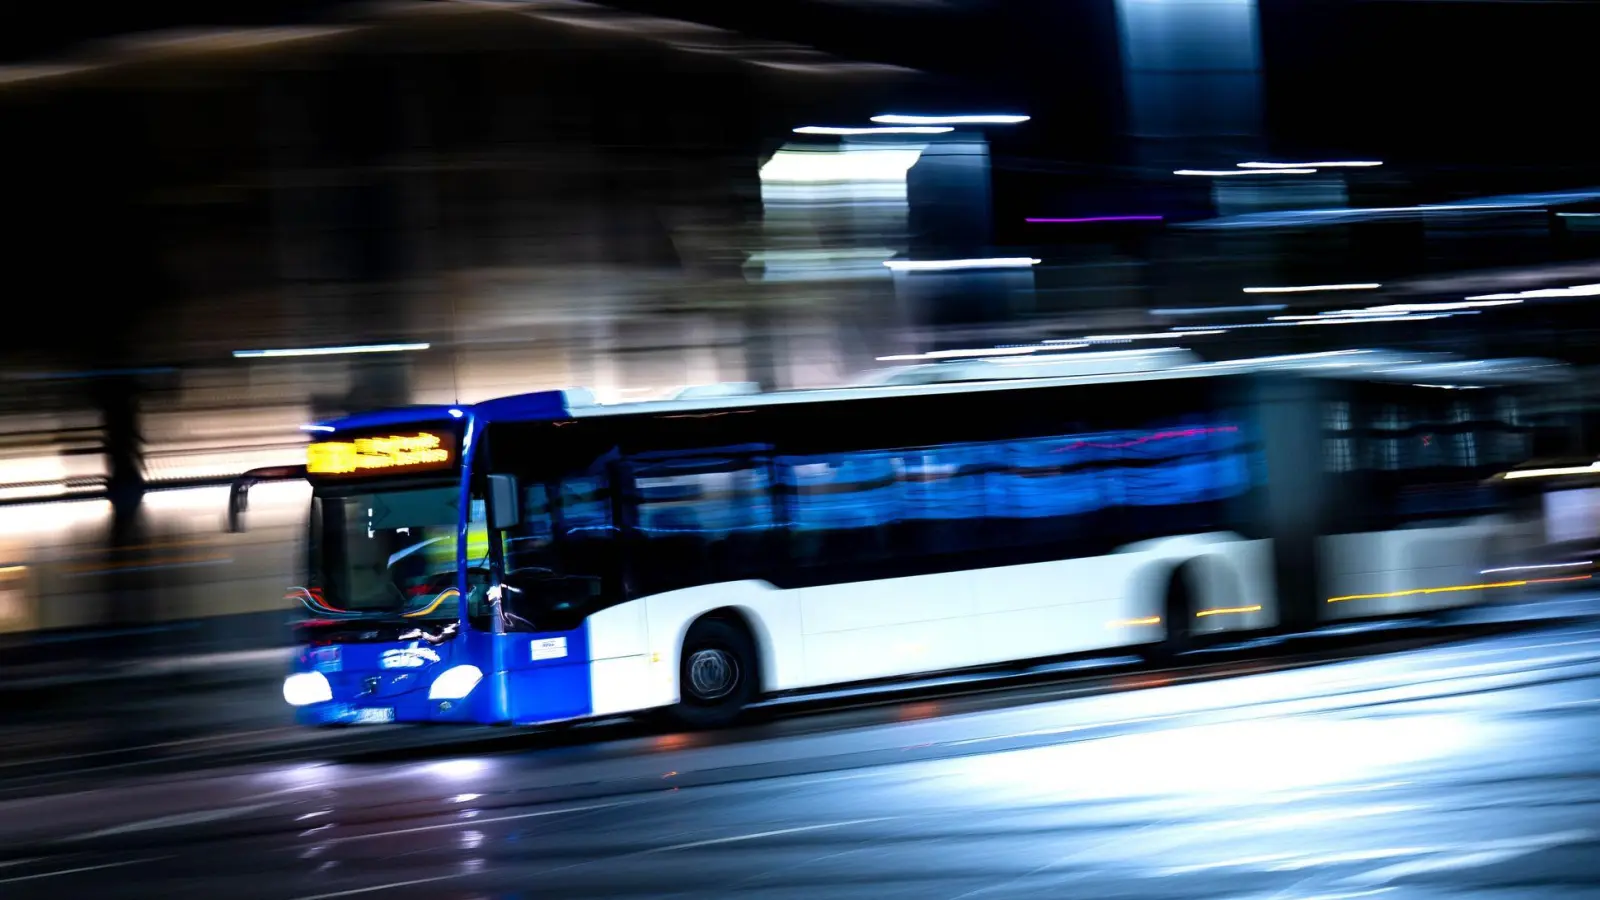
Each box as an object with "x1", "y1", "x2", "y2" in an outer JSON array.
[
  {"x1": 667, "y1": 617, "x2": 758, "y2": 728},
  {"x1": 1146, "y1": 565, "x2": 1196, "y2": 664}
]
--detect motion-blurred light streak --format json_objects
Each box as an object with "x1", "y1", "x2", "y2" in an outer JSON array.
[
  {"x1": 794, "y1": 126, "x2": 953, "y2": 135},
  {"x1": 883, "y1": 258, "x2": 1040, "y2": 271},
  {"x1": 1174, "y1": 169, "x2": 1317, "y2": 177},
  {"x1": 1150, "y1": 305, "x2": 1287, "y2": 316},
  {"x1": 1237, "y1": 160, "x2": 1382, "y2": 169},
  {"x1": 761, "y1": 147, "x2": 927, "y2": 181},
  {"x1": 871, "y1": 114, "x2": 1030, "y2": 125},
  {"x1": 1504, "y1": 462, "x2": 1600, "y2": 480},
  {"x1": 232, "y1": 343, "x2": 430, "y2": 359},
  {"x1": 1243, "y1": 283, "x2": 1380, "y2": 294},
  {"x1": 1467, "y1": 284, "x2": 1600, "y2": 301},
  {"x1": 1327, "y1": 574, "x2": 1591, "y2": 604}
]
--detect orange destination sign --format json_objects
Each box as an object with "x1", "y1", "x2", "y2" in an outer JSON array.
[{"x1": 307, "y1": 432, "x2": 456, "y2": 477}]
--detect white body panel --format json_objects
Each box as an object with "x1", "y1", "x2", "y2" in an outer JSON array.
[
  {"x1": 583, "y1": 532, "x2": 1280, "y2": 713},
  {"x1": 1318, "y1": 517, "x2": 1506, "y2": 619}
]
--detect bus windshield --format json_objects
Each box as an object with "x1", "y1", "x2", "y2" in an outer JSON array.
[{"x1": 306, "y1": 485, "x2": 468, "y2": 620}]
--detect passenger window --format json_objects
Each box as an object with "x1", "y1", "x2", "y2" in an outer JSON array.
[
  {"x1": 895, "y1": 444, "x2": 992, "y2": 557},
  {"x1": 780, "y1": 451, "x2": 900, "y2": 569},
  {"x1": 629, "y1": 454, "x2": 775, "y2": 595}
]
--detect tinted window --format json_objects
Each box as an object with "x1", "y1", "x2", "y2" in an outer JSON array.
[
  {"x1": 494, "y1": 462, "x2": 621, "y2": 630},
  {"x1": 773, "y1": 410, "x2": 1259, "y2": 584},
  {"x1": 781, "y1": 450, "x2": 900, "y2": 569},
  {"x1": 628, "y1": 451, "x2": 775, "y2": 595}
]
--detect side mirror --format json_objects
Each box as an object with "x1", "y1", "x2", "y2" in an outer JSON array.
[
  {"x1": 227, "y1": 465, "x2": 307, "y2": 534},
  {"x1": 488, "y1": 474, "x2": 521, "y2": 529},
  {"x1": 227, "y1": 480, "x2": 250, "y2": 534}
]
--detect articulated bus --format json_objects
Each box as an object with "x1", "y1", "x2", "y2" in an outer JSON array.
[{"x1": 233, "y1": 349, "x2": 1577, "y2": 728}]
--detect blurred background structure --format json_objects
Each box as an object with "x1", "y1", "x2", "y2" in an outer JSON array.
[{"x1": 4, "y1": 0, "x2": 1600, "y2": 650}]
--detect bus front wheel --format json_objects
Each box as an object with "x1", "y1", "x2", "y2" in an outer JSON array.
[{"x1": 668, "y1": 616, "x2": 758, "y2": 728}]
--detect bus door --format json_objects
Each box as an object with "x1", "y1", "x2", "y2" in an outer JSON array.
[{"x1": 485, "y1": 459, "x2": 620, "y2": 726}]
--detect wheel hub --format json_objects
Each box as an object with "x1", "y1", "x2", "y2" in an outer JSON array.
[{"x1": 686, "y1": 648, "x2": 739, "y2": 701}]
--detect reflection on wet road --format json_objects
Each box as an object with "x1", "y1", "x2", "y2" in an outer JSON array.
[{"x1": 4, "y1": 614, "x2": 1600, "y2": 898}]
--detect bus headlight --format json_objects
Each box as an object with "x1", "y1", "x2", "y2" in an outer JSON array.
[
  {"x1": 429, "y1": 665, "x2": 483, "y2": 700},
  {"x1": 283, "y1": 671, "x2": 333, "y2": 706}
]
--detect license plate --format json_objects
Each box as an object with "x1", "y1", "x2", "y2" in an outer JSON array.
[{"x1": 354, "y1": 707, "x2": 395, "y2": 725}]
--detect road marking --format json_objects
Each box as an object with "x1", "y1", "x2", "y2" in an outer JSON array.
[
  {"x1": 322, "y1": 800, "x2": 640, "y2": 844},
  {"x1": 646, "y1": 818, "x2": 894, "y2": 853},
  {"x1": 290, "y1": 873, "x2": 460, "y2": 900},
  {"x1": 65, "y1": 803, "x2": 278, "y2": 840},
  {"x1": 0, "y1": 857, "x2": 166, "y2": 885}
]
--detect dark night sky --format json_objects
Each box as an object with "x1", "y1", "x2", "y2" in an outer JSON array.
[{"x1": 6, "y1": 0, "x2": 1599, "y2": 167}]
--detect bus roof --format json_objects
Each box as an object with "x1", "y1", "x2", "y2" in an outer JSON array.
[{"x1": 307, "y1": 349, "x2": 1570, "y2": 433}]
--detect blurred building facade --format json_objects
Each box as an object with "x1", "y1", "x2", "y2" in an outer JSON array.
[{"x1": 0, "y1": 3, "x2": 928, "y2": 635}]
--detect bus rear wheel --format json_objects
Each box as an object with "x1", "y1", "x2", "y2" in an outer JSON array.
[
  {"x1": 668, "y1": 617, "x2": 757, "y2": 728},
  {"x1": 1147, "y1": 564, "x2": 1196, "y2": 664}
]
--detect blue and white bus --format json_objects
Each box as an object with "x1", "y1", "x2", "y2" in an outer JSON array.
[{"x1": 233, "y1": 349, "x2": 1576, "y2": 728}]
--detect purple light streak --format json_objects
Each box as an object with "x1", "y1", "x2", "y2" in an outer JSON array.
[{"x1": 1026, "y1": 215, "x2": 1164, "y2": 224}]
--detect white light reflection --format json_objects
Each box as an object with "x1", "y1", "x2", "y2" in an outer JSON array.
[
  {"x1": 871, "y1": 114, "x2": 1030, "y2": 125},
  {"x1": 794, "y1": 125, "x2": 954, "y2": 135},
  {"x1": 1481, "y1": 561, "x2": 1592, "y2": 575},
  {"x1": 1243, "y1": 283, "x2": 1381, "y2": 294},
  {"x1": 451, "y1": 793, "x2": 483, "y2": 803},
  {"x1": 1272, "y1": 311, "x2": 1482, "y2": 322},
  {"x1": 936, "y1": 715, "x2": 1478, "y2": 806},
  {"x1": 1237, "y1": 160, "x2": 1383, "y2": 169},
  {"x1": 233, "y1": 343, "x2": 430, "y2": 358},
  {"x1": 1205, "y1": 349, "x2": 1373, "y2": 366},
  {"x1": 883, "y1": 257, "x2": 1041, "y2": 271},
  {"x1": 1367, "y1": 300, "x2": 1521, "y2": 312},
  {"x1": 759, "y1": 147, "x2": 924, "y2": 184},
  {"x1": 1174, "y1": 314, "x2": 1449, "y2": 331},
  {"x1": 876, "y1": 346, "x2": 1042, "y2": 362},
  {"x1": 1466, "y1": 284, "x2": 1600, "y2": 301},
  {"x1": 421, "y1": 759, "x2": 492, "y2": 780},
  {"x1": 1175, "y1": 169, "x2": 1317, "y2": 177},
  {"x1": 1504, "y1": 462, "x2": 1600, "y2": 480},
  {"x1": 1150, "y1": 304, "x2": 1288, "y2": 316},
  {"x1": 1067, "y1": 330, "x2": 1225, "y2": 343},
  {"x1": 263, "y1": 763, "x2": 338, "y2": 792}
]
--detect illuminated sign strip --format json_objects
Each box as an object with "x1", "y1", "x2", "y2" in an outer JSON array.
[
  {"x1": 307, "y1": 432, "x2": 455, "y2": 476},
  {"x1": 1327, "y1": 574, "x2": 1591, "y2": 604},
  {"x1": 1108, "y1": 616, "x2": 1162, "y2": 627},
  {"x1": 1195, "y1": 604, "x2": 1263, "y2": 618}
]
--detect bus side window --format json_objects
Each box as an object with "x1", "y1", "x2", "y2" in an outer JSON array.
[
  {"x1": 554, "y1": 467, "x2": 619, "y2": 591},
  {"x1": 629, "y1": 455, "x2": 775, "y2": 596},
  {"x1": 501, "y1": 483, "x2": 556, "y2": 573},
  {"x1": 895, "y1": 443, "x2": 992, "y2": 558},
  {"x1": 779, "y1": 451, "x2": 899, "y2": 572},
  {"x1": 990, "y1": 435, "x2": 1108, "y2": 547}
]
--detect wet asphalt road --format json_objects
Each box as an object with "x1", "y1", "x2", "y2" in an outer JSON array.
[{"x1": 4, "y1": 606, "x2": 1600, "y2": 899}]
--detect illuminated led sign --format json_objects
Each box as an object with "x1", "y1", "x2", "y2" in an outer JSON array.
[{"x1": 307, "y1": 432, "x2": 456, "y2": 477}]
